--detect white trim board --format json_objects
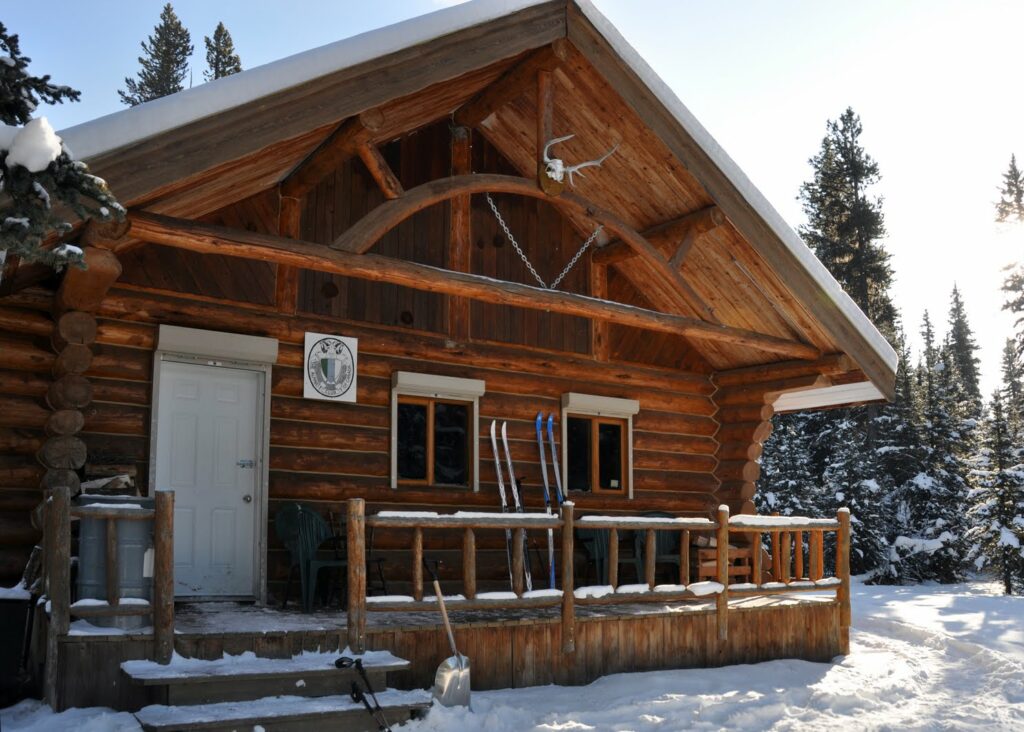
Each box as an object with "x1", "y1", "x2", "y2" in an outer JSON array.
[{"x1": 773, "y1": 381, "x2": 886, "y2": 413}]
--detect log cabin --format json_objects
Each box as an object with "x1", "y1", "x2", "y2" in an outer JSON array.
[{"x1": 0, "y1": 0, "x2": 897, "y2": 724}]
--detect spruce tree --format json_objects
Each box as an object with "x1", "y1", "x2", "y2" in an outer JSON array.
[
  {"x1": 0, "y1": 22, "x2": 80, "y2": 125},
  {"x1": 204, "y1": 22, "x2": 242, "y2": 81},
  {"x1": 758, "y1": 412, "x2": 818, "y2": 516},
  {"x1": 945, "y1": 285, "x2": 982, "y2": 411},
  {"x1": 119, "y1": 4, "x2": 193, "y2": 106},
  {"x1": 996, "y1": 154, "x2": 1024, "y2": 223},
  {"x1": 966, "y1": 392, "x2": 1024, "y2": 594},
  {"x1": 1002, "y1": 339, "x2": 1024, "y2": 430}
]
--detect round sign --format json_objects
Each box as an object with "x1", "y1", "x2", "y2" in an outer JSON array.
[{"x1": 306, "y1": 337, "x2": 355, "y2": 399}]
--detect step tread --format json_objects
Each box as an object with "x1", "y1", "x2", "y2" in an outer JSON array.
[
  {"x1": 122, "y1": 650, "x2": 409, "y2": 685},
  {"x1": 134, "y1": 689, "x2": 433, "y2": 731}
]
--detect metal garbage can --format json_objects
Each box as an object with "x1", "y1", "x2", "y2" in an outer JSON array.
[{"x1": 75, "y1": 494, "x2": 155, "y2": 629}]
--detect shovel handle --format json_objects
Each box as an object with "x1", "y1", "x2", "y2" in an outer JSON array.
[{"x1": 432, "y1": 578, "x2": 459, "y2": 660}]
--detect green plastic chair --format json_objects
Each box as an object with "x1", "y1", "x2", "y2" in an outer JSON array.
[
  {"x1": 275, "y1": 503, "x2": 346, "y2": 612},
  {"x1": 633, "y1": 512, "x2": 682, "y2": 584},
  {"x1": 576, "y1": 528, "x2": 635, "y2": 585}
]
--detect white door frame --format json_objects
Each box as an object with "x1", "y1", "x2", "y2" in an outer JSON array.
[{"x1": 150, "y1": 350, "x2": 273, "y2": 604}]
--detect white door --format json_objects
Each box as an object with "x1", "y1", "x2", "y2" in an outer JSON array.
[{"x1": 155, "y1": 361, "x2": 262, "y2": 597}]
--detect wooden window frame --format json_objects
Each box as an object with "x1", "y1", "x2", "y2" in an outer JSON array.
[
  {"x1": 565, "y1": 413, "x2": 629, "y2": 494},
  {"x1": 395, "y1": 394, "x2": 474, "y2": 488},
  {"x1": 560, "y1": 392, "x2": 640, "y2": 499},
  {"x1": 390, "y1": 371, "x2": 485, "y2": 491}
]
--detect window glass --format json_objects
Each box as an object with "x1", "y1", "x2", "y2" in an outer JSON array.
[
  {"x1": 598, "y1": 421, "x2": 623, "y2": 491},
  {"x1": 433, "y1": 401, "x2": 468, "y2": 485},
  {"x1": 567, "y1": 416, "x2": 592, "y2": 492},
  {"x1": 396, "y1": 401, "x2": 427, "y2": 480}
]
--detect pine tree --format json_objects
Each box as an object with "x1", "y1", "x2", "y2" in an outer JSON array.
[
  {"x1": 758, "y1": 412, "x2": 818, "y2": 516},
  {"x1": 0, "y1": 24, "x2": 123, "y2": 268},
  {"x1": 204, "y1": 22, "x2": 242, "y2": 81},
  {"x1": 1002, "y1": 340, "x2": 1024, "y2": 430},
  {"x1": 0, "y1": 22, "x2": 80, "y2": 125},
  {"x1": 996, "y1": 154, "x2": 1024, "y2": 223},
  {"x1": 945, "y1": 285, "x2": 982, "y2": 411},
  {"x1": 966, "y1": 392, "x2": 1024, "y2": 594},
  {"x1": 119, "y1": 4, "x2": 193, "y2": 106}
]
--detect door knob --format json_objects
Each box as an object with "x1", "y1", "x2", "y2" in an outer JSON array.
[{"x1": 243, "y1": 494, "x2": 253, "y2": 503}]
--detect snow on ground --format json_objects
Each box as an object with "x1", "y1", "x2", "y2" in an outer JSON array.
[{"x1": 3, "y1": 578, "x2": 1022, "y2": 731}]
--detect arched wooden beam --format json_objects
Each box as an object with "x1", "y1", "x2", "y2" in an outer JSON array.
[{"x1": 329, "y1": 173, "x2": 694, "y2": 308}]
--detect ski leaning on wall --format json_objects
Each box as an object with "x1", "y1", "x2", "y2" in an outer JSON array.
[
  {"x1": 547, "y1": 414, "x2": 565, "y2": 506},
  {"x1": 501, "y1": 421, "x2": 533, "y2": 592},
  {"x1": 535, "y1": 413, "x2": 557, "y2": 588},
  {"x1": 489, "y1": 420, "x2": 515, "y2": 589}
]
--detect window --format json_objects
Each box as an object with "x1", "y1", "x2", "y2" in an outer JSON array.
[
  {"x1": 561, "y1": 392, "x2": 639, "y2": 498},
  {"x1": 391, "y1": 372, "x2": 485, "y2": 490}
]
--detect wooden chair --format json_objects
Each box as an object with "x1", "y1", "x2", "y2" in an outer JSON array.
[{"x1": 696, "y1": 541, "x2": 754, "y2": 582}]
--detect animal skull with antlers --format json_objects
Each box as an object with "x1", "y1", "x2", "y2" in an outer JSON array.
[{"x1": 542, "y1": 134, "x2": 618, "y2": 186}]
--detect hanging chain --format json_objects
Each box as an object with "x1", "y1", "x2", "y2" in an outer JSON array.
[{"x1": 485, "y1": 193, "x2": 602, "y2": 291}]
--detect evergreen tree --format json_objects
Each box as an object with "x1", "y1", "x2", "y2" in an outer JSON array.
[
  {"x1": 996, "y1": 154, "x2": 1024, "y2": 223},
  {"x1": 758, "y1": 412, "x2": 818, "y2": 516},
  {"x1": 1001, "y1": 339, "x2": 1024, "y2": 430},
  {"x1": 119, "y1": 4, "x2": 193, "y2": 106},
  {"x1": 945, "y1": 285, "x2": 982, "y2": 411},
  {"x1": 204, "y1": 22, "x2": 242, "y2": 81},
  {"x1": 0, "y1": 22, "x2": 80, "y2": 125},
  {"x1": 966, "y1": 392, "x2": 1024, "y2": 594}
]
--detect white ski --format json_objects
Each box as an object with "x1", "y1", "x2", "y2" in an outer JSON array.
[
  {"x1": 535, "y1": 413, "x2": 556, "y2": 588},
  {"x1": 501, "y1": 421, "x2": 533, "y2": 592},
  {"x1": 489, "y1": 420, "x2": 515, "y2": 589}
]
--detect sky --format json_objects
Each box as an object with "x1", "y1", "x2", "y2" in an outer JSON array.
[{"x1": 7, "y1": 0, "x2": 1023, "y2": 395}]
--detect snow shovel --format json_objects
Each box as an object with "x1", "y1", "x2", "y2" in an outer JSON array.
[{"x1": 427, "y1": 563, "x2": 471, "y2": 707}]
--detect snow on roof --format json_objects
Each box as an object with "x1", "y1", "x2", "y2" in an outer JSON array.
[
  {"x1": 59, "y1": 0, "x2": 549, "y2": 160},
  {"x1": 57, "y1": 0, "x2": 896, "y2": 386}
]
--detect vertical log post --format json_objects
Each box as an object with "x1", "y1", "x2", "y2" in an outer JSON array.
[
  {"x1": 794, "y1": 531, "x2": 804, "y2": 580},
  {"x1": 751, "y1": 532, "x2": 762, "y2": 586},
  {"x1": 512, "y1": 528, "x2": 526, "y2": 597},
  {"x1": 462, "y1": 528, "x2": 476, "y2": 600},
  {"x1": 770, "y1": 514, "x2": 782, "y2": 582},
  {"x1": 105, "y1": 519, "x2": 119, "y2": 605},
  {"x1": 346, "y1": 499, "x2": 367, "y2": 654},
  {"x1": 448, "y1": 126, "x2": 472, "y2": 339},
  {"x1": 644, "y1": 529, "x2": 656, "y2": 589},
  {"x1": 680, "y1": 529, "x2": 690, "y2": 585},
  {"x1": 560, "y1": 502, "x2": 575, "y2": 653},
  {"x1": 43, "y1": 485, "x2": 70, "y2": 709},
  {"x1": 608, "y1": 528, "x2": 619, "y2": 588},
  {"x1": 715, "y1": 505, "x2": 729, "y2": 643},
  {"x1": 780, "y1": 531, "x2": 792, "y2": 584},
  {"x1": 837, "y1": 508, "x2": 851, "y2": 654},
  {"x1": 810, "y1": 530, "x2": 824, "y2": 581},
  {"x1": 412, "y1": 527, "x2": 424, "y2": 602},
  {"x1": 153, "y1": 490, "x2": 175, "y2": 664}
]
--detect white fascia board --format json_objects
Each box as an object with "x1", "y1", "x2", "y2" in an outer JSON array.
[
  {"x1": 561, "y1": 392, "x2": 640, "y2": 417},
  {"x1": 59, "y1": 0, "x2": 550, "y2": 161},
  {"x1": 574, "y1": 0, "x2": 898, "y2": 388},
  {"x1": 392, "y1": 371, "x2": 486, "y2": 399},
  {"x1": 157, "y1": 324, "x2": 278, "y2": 364},
  {"x1": 772, "y1": 381, "x2": 886, "y2": 413}
]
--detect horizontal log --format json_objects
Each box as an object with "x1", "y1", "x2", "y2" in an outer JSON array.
[
  {"x1": 716, "y1": 459, "x2": 760, "y2": 483},
  {"x1": 47, "y1": 375, "x2": 93, "y2": 410},
  {"x1": 575, "y1": 516, "x2": 714, "y2": 531},
  {"x1": 715, "y1": 404, "x2": 773, "y2": 424},
  {"x1": 0, "y1": 334, "x2": 55, "y2": 373},
  {"x1": 0, "y1": 428, "x2": 44, "y2": 455},
  {"x1": 715, "y1": 441, "x2": 762, "y2": 462},
  {"x1": 365, "y1": 594, "x2": 561, "y2": 613},
  {"x1": 717, "y1": 480, "x2": 757, "y2": 501},
  {"x1": 368, "y1": 514, "x2": 561, "y2": 530},
  {"x1": 715, "y1": 421, "x2": 772, "y2": 445},
  {"x1": 70, "y1": 505, "x2": 155, "y2": 520},
  {"x1": 0, "y1": 368, "x2": 49, "y2": 399},
  {"x1": 0, "y1": 305, "x2": 52, "y2": 337},
  {"x1": 82, "y1": 403, "x2": 147, "y2": 435},
  {"x1": 130, "y1": 210, "x2": 820, "y2": 360},
  {"x1": 95, "y1": 291, "x2": 714, "y2": 396},
  {"x1": 0, "y1": 514, "x2": 38, "y2": 547},
  {"x1": 714, "y1": 354, "x2": 854, "y2": 387},
  {"x1": 69, "y1": 603, "x2": 153, "y2": 618},
  {"x1": 714, "y1": 375, "x2": 829, "y2": 407},
  {"x1": 0, "y1": 395, "x2": 50, "y2": 430}
]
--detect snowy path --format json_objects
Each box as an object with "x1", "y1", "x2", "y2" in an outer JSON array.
[{"x1": 4, "y1": 580, "x2": 1022, "y2": 731}]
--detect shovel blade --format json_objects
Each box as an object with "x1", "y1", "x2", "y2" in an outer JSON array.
[{"x1": 432, "y1": 654, "x2": 471, "y2": 708}]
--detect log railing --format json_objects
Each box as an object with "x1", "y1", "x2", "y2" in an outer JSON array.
[
  {"x1": 42, "y1": 487, "x2": 175, "y2": 706},
  {"x1": 345, "y1": 499, "x2": 852, "y2": 655}
]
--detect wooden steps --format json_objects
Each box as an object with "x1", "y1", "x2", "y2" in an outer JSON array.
[
  {"x1": 123, "y1": 650, "x2": 430, "y2": 730},
  {"x1": 133, "y1": 689, "x2": 433, "y2": 731}
]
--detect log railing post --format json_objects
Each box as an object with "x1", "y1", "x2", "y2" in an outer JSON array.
[
  {"x1": 412, "y1": 527, "x2": 424, "y2": 602},
  {"x1": 346, "y1": 499, "x2": 367, "y2": 654},
  {"x1": 43, "y1": 485, "x2": 70, "y2": 709},
  {"x1": 512, "y1": 528, "x2": 526, "y2": 597},
  {"x1": 810, "y1": 530, "x2": 824, "y2": 581},
  {"x1": 751, "y1": 532, "x2": 762, "y2": 586},
  {"x1": 105, "y1": 519, "x2": 119, "y2": 605},
  {"x1": 715, "y1": 505, "x2": 729, "y2": 643},
  {"x1": 608, "y1": 528, "x2": 619, "y2": 588},
  {"x1": 794, "y1": 531, "x2": 804, "y2": 580},
  {"x1": 644, "y1": 529, "x2": 656, "y2": 589},
  {"x1": 837, "y1": 508, "x2": 851, "y2": 654},
  {"x1": 462, "y1": 528, "x2": 476, "y2": 600},
  {"x1": 560, "y1": 502, "x2": 575, "y2": 653},
  {"x1": 770, "y1": 514, "x2": 781, "y2": 582},
  {"x1": 680, "y1": 529, "x2": 690, "y2": 585},
  {"x1": 780, "y1": 531, "x2": 792, "y2": 584},
  {"x1": 153, "y1": 491, "x2": 175, "y2": 664}
]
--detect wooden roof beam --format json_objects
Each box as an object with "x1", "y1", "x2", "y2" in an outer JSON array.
[
  {"x1": 593, "y1": 205, "x2": 726, "y2": 266},
  {"x1": 279, "y1": 108, "x2": 385, "y2": 199},
  {"x1": 455, "y1": 41, "x2": 569, "y2": 128},
  {"x1": 129, "y1": 210, "x2": 822, "y2": 361},
  {"x1": 355, "y1": 142, "x2": 404, "y2": 200}
]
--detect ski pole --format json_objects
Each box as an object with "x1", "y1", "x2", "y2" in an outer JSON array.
[{"x1": 337, "y1": 656, "x2": 392, "y2": 731}]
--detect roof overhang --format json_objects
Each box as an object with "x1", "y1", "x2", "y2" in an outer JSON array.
[{"x1": 772, "y1": 381, "x2": 887, "y2": 413}]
